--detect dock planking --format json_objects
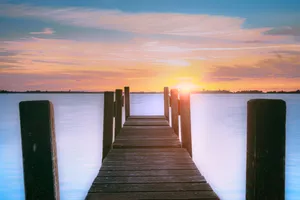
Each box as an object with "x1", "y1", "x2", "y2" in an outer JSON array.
[{"x1": 85, "y1": 116, "x2": 219, "y2": 200}]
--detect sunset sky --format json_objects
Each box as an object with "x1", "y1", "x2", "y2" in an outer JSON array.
[{"x1": 0, "y1": 0, "x2": 300, "y2": 91}]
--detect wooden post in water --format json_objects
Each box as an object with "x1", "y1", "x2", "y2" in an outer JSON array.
[
  {"x1": 115, "y1": 89, "x2": 123, "y2": 137},
  {"x1": 246, "y1": 99, "x2": 286, "y2": 200},
  {"x1": 170, "y1": 89, "x2": 179, "y2": 136},
  {"x1": 180, "y1": 92, "x2": 192, "y2": 157},
  {"x1": 102, "y1": 92, "x2": 114, "y2": 162},
  {"x1": 164, "y1": 87, "x2": 170, "y2": 122},
  {"x1": 124, "y1": 86, "x2": 130, "y2": 120},
  {"x1": 19, "y1": 101, "x2": 60, "y2": 200}
]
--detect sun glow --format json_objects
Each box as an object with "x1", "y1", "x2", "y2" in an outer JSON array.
[{"x1": 175, "y1": 82, "x2": 198, "y2": 92}]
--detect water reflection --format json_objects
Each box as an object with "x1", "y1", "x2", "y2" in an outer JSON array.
[{"x1": 0, "y1": 93, "x2": 299, "y2": 200}]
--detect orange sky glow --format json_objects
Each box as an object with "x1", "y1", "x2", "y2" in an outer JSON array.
[{"x1": 0, "y1": 3, "x2": 300, "y2": 91}]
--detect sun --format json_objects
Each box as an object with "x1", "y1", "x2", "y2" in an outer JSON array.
[{"x1": 175, "y1": 82, "x2": 198, "y2": 92}]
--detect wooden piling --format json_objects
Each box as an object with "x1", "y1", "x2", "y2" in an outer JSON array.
[
  {"x1": 170, "y1": 89, "x2": 179, "y2": 136},
  {"x1": 246, "y1": 99, "x2": 286, "y2": 200},
  {"x1": 164, "y1": 87, "x2": 170, "y2": 122},
  {"x1": 115, "y1": 89, "x2": 123, "y2": 137},
  {"x1": 19, "y1": 100, "x2": 60, "y2": 200},
  {"x1": 102, "y1": 92, "x2": 114, "y2": 162},
  {"x1": 180, "y1": 92, "x2": 192, "y2": 157},
  {"x1": 124, "y1": 86, "x2": 130, "y2": 120}
]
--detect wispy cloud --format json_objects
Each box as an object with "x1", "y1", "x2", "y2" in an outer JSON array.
[
  {"x1": 0, "y1": 4, "x2": 243, "y2": 37},
  {"x1": 265, "y1": 26, "x2": 300, "y2": 36},
  {"x1": 0, "y1": 3, "x2": 284, "y2": 42},
  {"x1": 203, "y1": 55, "x2": 300, "y2": 81},
  {"x1": 30, "y1": 28, "x2": 55, "y2": 35}
]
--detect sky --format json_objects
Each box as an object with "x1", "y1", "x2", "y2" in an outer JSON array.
[{"x1": 0, "y1": 0, "x2": 300, "y2": 91}]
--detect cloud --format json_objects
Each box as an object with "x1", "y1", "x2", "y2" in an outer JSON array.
[
  {"x1": 0, "y1": 3, "x2": 284, "y2": 42},
  {"x1": 203, "y1": 55, "x2": 300, "y2": 82},
  {"x1": 1, "y1": 36, "x2": 299, "y2": 75},
  {"x1": 30, "y1": 28, "x2": 55, "y2": 35},
  {"x1": 0, "y1": 4, "x2": 243, "y2": 37},
  {"x1": 154, "y1": 59, "x2": 190, "y2": 66},
  {"x1": 273, "y1": 50, "x2": 300, "y2": 56},
  {"x1": 265, "y1": 26, "x2": 300, "y2": 36},
  {"x1": 0, "y1": 67, "x2": 164, "y2": 91}
]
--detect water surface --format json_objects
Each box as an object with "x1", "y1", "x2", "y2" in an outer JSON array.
[{"x1": 0, "y1": 93, "x2": 299, "y2": 200}]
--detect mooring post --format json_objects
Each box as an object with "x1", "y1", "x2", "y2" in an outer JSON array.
[
  {"x1": 102, "y1": 92, "x2": 114, "y2": 162},
  {"x1": 124, "y1": 86, "x2": 130, "y2": 120},
  {"x1": 19, "y1": 100, "x2": 60, "y2": 200},
  {"x1": 170, "y1": 89, "x2": 179, "y2": 136},
  {"x1": 115, "y1": 89, "x2": 123, "y2": 137},
  {"x1": 164, "y1": 87, "x2": 170, "y2": 122},
  {"x1": 180, "y1": 92, "x2": 192, "y2": 157},
  {"x1": 246, "y1": 99, "x2": 286, "y2": 200}
]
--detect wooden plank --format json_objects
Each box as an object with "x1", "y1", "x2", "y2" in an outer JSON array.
[
  {"x1": 114, "y1": 142, "x2": 180, "y2": 147},
  {"x1": 100, "y1": 165, "x2": 198, "y2": 171},
  {"x1": 164, "y1": 87, "x2": 170, "y2": 122},
  {"x1": 19, "y1": 101, "x2": 60, "y2": 200},
  {"x1": 113, "y1": 140, "x2": 181, "y2": 145},
  {"x1": 119, "y1": 131, "x2": 175, "y2": 134},
  {"x1": 113, "y1": 144, "x2": 181, "y2": 148},
  {"x1": 122, "y1": 126, "x2": 171, "y2": 129},
  {"x1": 114, "y1": 89, "x2": 123, "y2": 136},
  {"x1": 106, "y1": 152, "x2": 189, "y2": 156},
  {"x1": 93, "y1": 175, "x2": 205, "y2": 184},
  {"x1": 171, "y1": 89, "x2": 179, "y2": 135},
  {"x1": 116, "y1": 136, "x2": 179, "y2": 140},
  {"x1": 102, "y1": 92, "x2": 114, "y2": 162},
  {"x1": 86, "y1": 191, "x2": 219, "y2": 200},
  {"x1": 180, "y1": 92, "x2": 193, "y2": 157},
  {"x1": 119, "y1": 132, "x2": 176, "y2": 135},
  {"x1": 89, "y1": 182, "x2": 212, "y2": 193},
  {"x1": 124, "y1": 119, "x2": 168, "y2": 122},
  {"x1": 128, "y1": 115, "x2": 166, "y2": 119},
  {"x1": 109, "y1": 148, "x2": 187, "y2": 153},
  {"x1": 104, "y1": 155, "x2": 192, "y2": 161},
  {"x1": 102, "y1": 162, "x2": 197, "y2": 169},
  {"x1": 97, "y1": 170, "x2": 201, "y2": 177},
  {"x1": 102, "y1": 160, "x2": 195, "y2": 165},
  {"x1": 124, "y1": 121, "x2": 169, "y2": 126},
  {"x1": 109, "y1": 151, "x2": 189, "y2": 155},
  {"x1": 119, "y1": 128, "x2": 175, "y2": 131},
  {"x1": 124, "y1": 86, "x2": 130, "y2": 119}
]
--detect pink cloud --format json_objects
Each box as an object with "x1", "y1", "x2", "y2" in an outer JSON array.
[{"x1": 30, "y1": 28, "x2": 55, "y2": 35}]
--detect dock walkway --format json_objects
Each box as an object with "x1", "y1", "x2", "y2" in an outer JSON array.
[{"x1": 85, "y1": 116, "x2": 219, "y2": 200}]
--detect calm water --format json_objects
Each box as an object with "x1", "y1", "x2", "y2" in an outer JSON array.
[{"x1": 0, "y1": 93, "x2": 299, "y2": 200}]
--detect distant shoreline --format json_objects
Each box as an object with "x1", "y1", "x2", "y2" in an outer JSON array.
[{"x1": 1, "y1": 90, "x2": 300, "y2": 94}]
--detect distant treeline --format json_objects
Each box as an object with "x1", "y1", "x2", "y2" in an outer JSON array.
[
  {"x1": 194, "y1": 89, "x2": 300, "y2": 94},
  {"x1": 0, "y1": 90, "x2": 102, "y2": 93},
  {"x1": 1, "y1": 89, "x2": 300, "y2": 94},
  {"x1": 0, "y1": 90, "x2": 161, "y2": 94}
]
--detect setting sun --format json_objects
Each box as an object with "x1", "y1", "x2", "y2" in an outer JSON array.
[{"x1": 175, "y1": 82, "x2": 198, "y2": 92}]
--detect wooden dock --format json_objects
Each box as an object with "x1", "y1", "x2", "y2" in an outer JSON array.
[
  {"x1": 85, "y1": 116, "x2": 219, "y2": 200},
  {"x1": 18, "y1": 86, "x2": 287, "y2": 200}
]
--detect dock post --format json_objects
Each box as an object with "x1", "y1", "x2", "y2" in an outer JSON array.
[
  {"x1": 164, "y1": 87, "x2": 170, "y2": 122},
  {"x1": 246, "y1": 99, "x2": 286, "y2": 200},
  {"x1": 170, "y1": 89, "x2": 179, "y2": 136},
  {"x1": 19, "y1": 101, "x2": 59, "y2": 200},
  {"x1": 102, "y1": 92, "x2": 114, "y2": 162},
  {"x1": 115, "y1": 89, "x2": 123, "y2": 137},
  {"x1": 124, "y1": 86, "x2": 130, "y2": 120},
  {"x1": 180, "y1": 92, "x2": 192, "y2": 157}
]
